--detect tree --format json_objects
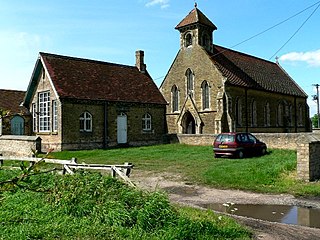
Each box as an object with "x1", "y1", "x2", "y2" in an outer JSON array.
[{"x1": 311, "y1": 114, "x2": 319, "y2": 128}]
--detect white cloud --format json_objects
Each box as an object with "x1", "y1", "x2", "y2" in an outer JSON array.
[
  {"x1": 280, "y1": 50, "x2": 320, "y2": 67},
  {"x1": 145, "y1": 0, "x2": 170, "y2": 9}
]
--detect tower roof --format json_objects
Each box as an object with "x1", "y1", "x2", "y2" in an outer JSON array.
[{"x1": 175, "y1": 7, "x2": 217, "y2": 30}]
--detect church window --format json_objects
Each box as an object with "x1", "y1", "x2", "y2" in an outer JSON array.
[
  {"x1": 171, "y1": 85, "x2": 179, "y2": 112},
  {"x1": 142, "y1": 113, "x2": 152, "y2": 131},
  {"x1": 277, "y1": 102, "x2": 283, "y2": 126},
  {"x1": 80, "y1": 111, "x2": 92, "y2": 132},
  {"x1": 201, "y1": 81, "x2": 210, "y2": 110},
  {"x1": 201, "y1": 33, "x2": 209, "y2": 47},
  {"x1": 185, "y1": 33, "x2": 192, "y2": 47},
  {"x1": 298, "y1": 104, "x2": 303, "y2": 126},
  {"x1": 236, "y1": 98, "x2": 242, "y2": 126},
  {"x1": 251, "y1": 100, "x2": 257, "y2": 126},
  {"x1": 186, "y1": 68, "x2": 194, "y2": 96},
  {"x1": 264, "y1": 102, "x2": 270, "y2": 127}
]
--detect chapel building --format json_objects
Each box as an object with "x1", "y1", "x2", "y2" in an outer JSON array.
[{"x1": 160, "y1": 6, "x2": 311, "y2": 134}]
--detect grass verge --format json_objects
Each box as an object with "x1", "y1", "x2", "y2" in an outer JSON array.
[{"x1": 47, "y1": 144, "x2": 320, "y2": 197}]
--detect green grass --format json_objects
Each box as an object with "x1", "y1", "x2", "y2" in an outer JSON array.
[
  {"x1": 47, "y1": 144, "x2": 320, "y2": 196},
  {"x1": 0, "y1": 171, "x2": 251, "y2": 239}
]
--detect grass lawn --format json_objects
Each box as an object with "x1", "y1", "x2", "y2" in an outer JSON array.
[{"x1": 47, "y1": 144, "x2": 320, "y2": 197}]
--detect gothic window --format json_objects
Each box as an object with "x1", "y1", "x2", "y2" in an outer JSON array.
[
  {"x1": 201, "y1": 81, "x2": 210, "y2": 110},
  {"x1": 264, "y1": 102, "x2": 270, "y2": 127},
  {"x1": 251, "y1": 100, "x2": 257, "y2": 126},
  {"x1": 298, "y1": 104, "x2": 303, "y2": 126},
  {"x1": 201, "y1": 33, "x2": 209, "y2": 47},
  {"x1": 236, "y1": 98, "x2": 242, "y2": 126},
  {"x1": 277, "y1": 102, "x2": 283, "y2": 126},
  {"x1": 80, "y1": 111, "x2": 92, "y2": 132},
  {"x1": 142, "y1": 113, "x2": 152, "y2": 131},
  {"x1": 186, "y1": 68, "x2": 194, "y2": 96},
  {"x1": 185, "y1": 33, "x2": 192, "y2": 47},
  {"x1": 171, "y1": 85, "x2": 179, "y2": 112}
]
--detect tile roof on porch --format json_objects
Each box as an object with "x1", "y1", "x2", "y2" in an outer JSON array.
[{"x1": 38, "y1": 52, "x2": 167, "y2": 105}]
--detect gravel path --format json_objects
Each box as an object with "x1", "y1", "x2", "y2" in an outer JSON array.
[{"x1": 131, "y1": 171, "x2": 320, "y2": 240}]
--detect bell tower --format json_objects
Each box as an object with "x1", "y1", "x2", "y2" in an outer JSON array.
[{"x1": 175, "y1": 4, "x2": 217, "y2": 52}]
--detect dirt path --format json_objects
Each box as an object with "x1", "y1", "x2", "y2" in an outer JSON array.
[{"x1": 131, "y1": 171, "x2": 320, "y2": 240}]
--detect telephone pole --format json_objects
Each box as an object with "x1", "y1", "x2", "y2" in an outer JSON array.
[{"x1": 312, "y1": 84, "x2": 320, "y2": 128}]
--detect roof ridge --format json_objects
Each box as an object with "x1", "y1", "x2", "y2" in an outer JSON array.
[
  {"x1": 0, "y1": 89, "x2": 26, "y2": 93},
  {"x1": 39, "y1": 52, "x2": 136, "y2": 69},
  {"x1": 213, "y1": 45, "x2": 277, "y2": 66}
]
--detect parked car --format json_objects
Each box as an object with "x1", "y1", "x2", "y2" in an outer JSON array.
[{"x1": 213, "y1": 132, "x2": 267, "y2": 158}]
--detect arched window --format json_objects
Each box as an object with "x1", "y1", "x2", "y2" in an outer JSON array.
[
  {"x1": 201, "y1": 81, "x2": 210, "y2": 110},
  {"x1": 277, "y1": 103, "x2": 283, "y2": 126},
  {"x1": 298, "y1": 104, "x2": 303, "y2": 126},
  {"x1": 236, "y1": 98, "x2": 242, "y2": 126},
  {"x1": 80, "y1": 111, "x2": 92, "y2": 132},
  {"x1": 251, "y1": 100, "x2": 257, "y2": 126},
  {"x1": 186, "y1": 68, "x2": 194, "y2": 96},
  {"x1": 288, "y1": 104, "x2": 293, "y2": 127},
  {"x1": 185, "y1": 33, "x2": 192, "y2": 47},
  {"x1": 264, "y1": 102, "x2": 270, "y2": 127},
  {"x1": 201, "y1": 33, "x2": 209, "y2": 47},
  {"x1": 171, "y1": 85, "x2": 179, "y2": 112},
  {"x1": 142, "y1": 113, "x2": 152, "y2": 131}
]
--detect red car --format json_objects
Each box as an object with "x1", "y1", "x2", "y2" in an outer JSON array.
[{"x1": 213, "y1": 132, "x2": 267, "y2": 158}]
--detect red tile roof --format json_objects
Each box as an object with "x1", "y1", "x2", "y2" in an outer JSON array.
[
  {"x1": 210, "y1": 45, "x2": 307, "y2": 97},
  {"x1": 175, "y1": 7, "x2": 217, "y2": 30},
  {"x1": 40, "y1": 53, "x2": 167, "y2": 104},
  {"x1": 0, "y1": 89, "x2": 29, "y2": 115}
]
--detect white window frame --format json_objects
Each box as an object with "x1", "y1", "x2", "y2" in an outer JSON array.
[
  {"x1": 80, "y1": 112, "x2": 92, "y2": 132},
  {"x1": 32, "y1": 103, "x2": 37, "y2": 132},
  {"x1": 38, "y1": 91, "x2": 50, "y2": 132},
  {"x1": 142, "y1": 113, "x2": 152, "y2": 131},
  {"x1": 52, "y1": 100, "x2": 58, "y2": 132}
]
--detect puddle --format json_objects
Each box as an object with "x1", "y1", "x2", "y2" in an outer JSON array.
[{"x1": 202, "y1": 203, "x2": 320, "y2": 229}]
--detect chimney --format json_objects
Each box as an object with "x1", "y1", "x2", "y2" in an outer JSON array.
[{"x1": 135, "y1": 50, "x2": 146, "y2": 73}]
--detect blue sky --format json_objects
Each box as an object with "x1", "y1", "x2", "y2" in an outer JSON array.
[{"x1": 1, "y1": 0, "x2": 320, "y2": 115}]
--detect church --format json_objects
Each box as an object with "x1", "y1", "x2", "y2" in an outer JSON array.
[{"x1": 160, "y1": 5, "x2": 311, "y2": 134}]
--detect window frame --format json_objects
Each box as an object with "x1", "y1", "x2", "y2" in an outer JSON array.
[
  {"x1": 38, "y1": 91, "x2": 51, "y2": 132},
  {"x1": 171, "y1": 85, "x2": 179, "y2": 112},
  {"x1": 32, "y1": 103, "x2": 37, "y2": 132},
  {"x1": 80, "y1": 111, "x2": 92, "y2": 132},
  {"x1": 52, "y1": 100, "x2": 58, "y2": 132},
  {"x1": 201, "y1": 81, "x2": 210, "y2": 110},
  {"x1": 142, "y1": 113, "x2": 152, "y2": 131}
]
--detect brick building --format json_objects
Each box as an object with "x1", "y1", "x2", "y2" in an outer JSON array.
[
  {"x1": 23, "y1": 51, "x2": 167, "y2": 151},
  {"x1": 160, "y1": 6, "x2": 311, "y2": 134},
  {"x1": 0, "y1": 89, "x2": 31, "y2": 136}
]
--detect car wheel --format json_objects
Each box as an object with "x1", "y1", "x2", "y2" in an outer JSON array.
[
  {"x1": 237, "y1": 150, "x2": 244, "y2": 159},
  {"x1": 261, "y1": 147, "x2": 267, "y2": 155}
]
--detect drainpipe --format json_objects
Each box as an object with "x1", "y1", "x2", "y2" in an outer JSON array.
[
  {"x1": 103, "y1": 102, "x2": 108, "y2": 148},
  {"x1": 245, "y1": 88, "x2": 249, "y2": 133}
]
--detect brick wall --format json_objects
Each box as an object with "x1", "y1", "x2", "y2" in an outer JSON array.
[{"x1": 0, "y1": 135, "x2": 41, "y2": 157}]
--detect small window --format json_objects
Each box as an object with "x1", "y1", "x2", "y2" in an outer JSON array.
[
  {"x1": 52, "y1": 100, "x2": 58, "y2": 132},
  {"x1": 264, "y1": 102, "x2": 270, "y2": 127},
  {"x1": 251, "y1": 100, "x2": 257, "y2": 127},
  {"x1": 277, "y1": 103, "x2": 283, "y2": 126},
  {"x1": 80, "y1": 112, "x2": 92, "y2": 132},
  {"x1": 201, "y1": 81, "x2": 210, "y2": 110},
  {"x1": 186, "y1": 68, "x2": 194, "y2": 96},
  {"x1": 185, "y1": 33, "x2": 192, "y2": 47},
  {"x1": 38, "y1": 91, "x2": 50, "y2": 132},
  {"x1": 171, "y1": 85, "x2": 179, "y2": 112},
  {"x1": 32, "y1": 103, "x2": 37, "y2": 132},
  {"x1": 142, "y1": 113, "x2": 152, "y2": 131}
]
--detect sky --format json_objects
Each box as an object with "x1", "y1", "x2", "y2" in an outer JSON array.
[{"x1": 1, "y1": 0, "x2": 320, "y2": 116}]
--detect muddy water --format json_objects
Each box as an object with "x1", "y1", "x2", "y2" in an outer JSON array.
[{"x1": 202, "y1": 203, "x2": 320, "y2": 229}]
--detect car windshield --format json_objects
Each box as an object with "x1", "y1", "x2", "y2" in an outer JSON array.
[{"x1": 216, "y1": 134, "x2": 235, "y2": 143}]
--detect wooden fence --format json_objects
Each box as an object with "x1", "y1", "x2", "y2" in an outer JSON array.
[{"x1": 0, "y1": 155, "x2": 135, "y2": 187}]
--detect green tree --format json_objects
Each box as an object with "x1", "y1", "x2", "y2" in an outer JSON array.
[{"x1": 311, "y1": 114, "x2": 319, "y2": 128}]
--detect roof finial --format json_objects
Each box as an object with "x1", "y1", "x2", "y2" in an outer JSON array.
[
  {"x1": 194, "y1": 1, "x2": 197, "y2": 8},
  {"x1": 275, "y1": 56, "x2": 279, "y2": 64}
]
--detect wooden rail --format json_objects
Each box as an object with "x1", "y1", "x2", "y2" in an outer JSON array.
[{"x1": 0, "y1": 155, "x2": 135, "y2": 187}]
